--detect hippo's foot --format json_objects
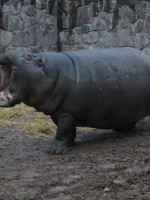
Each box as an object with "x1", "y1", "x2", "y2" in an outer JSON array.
[{"x1": 49, "y1": 139, "x2": 68, "y2": 155}]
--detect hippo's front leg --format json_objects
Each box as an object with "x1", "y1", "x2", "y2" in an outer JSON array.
[{"x1": 49, "y1": 113, "x2": 76, "y2": 154}]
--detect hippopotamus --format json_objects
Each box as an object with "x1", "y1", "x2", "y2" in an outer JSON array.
[{"x1": 0, "y1": 47, "x2": 150, "y2": 154}]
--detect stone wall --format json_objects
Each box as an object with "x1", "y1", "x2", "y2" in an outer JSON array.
[
  {"x1": 0, "y1": 0, "x2": 58, "y2": 52},
  {"x1": 1, "y1": 0, "x2": 150, "y2": 55},
  {"x1": 59, "y1": 0, "x2": 150, "y2": 55}
]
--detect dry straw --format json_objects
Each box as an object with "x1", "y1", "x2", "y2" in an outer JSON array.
[{"x1": 0, "y1": 103, "x2": 56, "y2": 138}]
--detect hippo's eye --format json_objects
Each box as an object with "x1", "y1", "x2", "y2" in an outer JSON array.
[
  {"x1": 37, "y1": 59, "x2": 43, "y2": 67},
  {"x1": 24, "y1": 54, "x2": 32, "y2": 61}
]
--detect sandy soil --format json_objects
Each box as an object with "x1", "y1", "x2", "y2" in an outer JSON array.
[{"x1": 0, "y1": 119, "x2": 150, "y2": 200}]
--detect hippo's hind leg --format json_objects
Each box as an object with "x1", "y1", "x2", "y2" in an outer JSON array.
[
  {"x1": 113, "y1": 122, "x2": 137, "y2": 132},
  {"x1": 49, "y1": 113, "x2": 76, "y2": 154}
]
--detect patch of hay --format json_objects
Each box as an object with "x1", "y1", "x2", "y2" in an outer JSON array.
[
  {"x1": 0, "y1": 103, "x2": 34, "y2": 119},
  {"x1": 140, "y1": 117, "x2": 150, "y2": 124},
  {"x1": 0, "y1": 119, "x2": 18, "y2": 127},
  {"x1": 0, "y1": 103, "x2": 56, "y2": 138},
  {"x1": 22, "y1": 119, "x2": 56, "y2": 138}
]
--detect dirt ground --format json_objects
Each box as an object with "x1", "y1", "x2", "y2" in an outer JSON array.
[{"x1": 0, "y1": 107, "x2": 150, "y2": 200}]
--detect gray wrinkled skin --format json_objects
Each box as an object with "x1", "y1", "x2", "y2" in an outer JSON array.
[{"x1": 0, "y1": 47, "x2": 150, "y2": 154}]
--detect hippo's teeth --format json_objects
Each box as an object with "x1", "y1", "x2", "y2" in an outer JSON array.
[
  {"x1": 0, "y1": 91, "x2": 12, "y2": 102},
  {"x1": 12, "y1": 66, "x2": 18, "y2": 70},
  {"x1": 0, "y1": 91, "x2": 7, "y2": 102}
]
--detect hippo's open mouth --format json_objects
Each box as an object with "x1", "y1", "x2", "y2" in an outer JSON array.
[{"x1": 0, "y1": 65, "x2": 17, "y2": 105}]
